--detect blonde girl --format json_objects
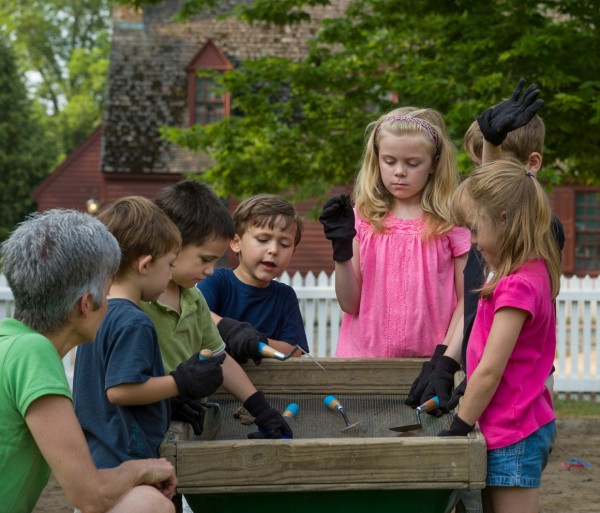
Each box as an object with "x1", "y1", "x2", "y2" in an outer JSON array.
[
  {"x1": 439, "y1": 159, "x2": 561, "y2": 513},
  {"x1": 319, "y1": 107, "x2": 470, "y2": 358}
]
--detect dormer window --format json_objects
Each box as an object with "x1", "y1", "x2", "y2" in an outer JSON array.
[{"x1": 186, "y1": 40, "x2": 232, "y2": 126}]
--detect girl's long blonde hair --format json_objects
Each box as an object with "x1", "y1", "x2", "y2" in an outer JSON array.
[
  {"x1": 451, "y1": 159, "x2": 561, "y2": 299},
  {"x1": 353, "y1": 106, "x2": 459, "y2": 236}
]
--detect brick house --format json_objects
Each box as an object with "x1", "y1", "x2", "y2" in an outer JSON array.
[
  {"x1": 31, "y1": 0, "x2": 599, "y2": 276},
  {"x1": 32, "y1": 0, "x2": 351, "y2": 274}
]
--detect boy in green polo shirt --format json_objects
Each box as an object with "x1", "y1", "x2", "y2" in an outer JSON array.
[{"x1": 141, "y1": 179, "x2": 292, "y2": 440}]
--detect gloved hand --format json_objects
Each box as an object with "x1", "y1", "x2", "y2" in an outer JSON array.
[
  {"x1": 170, "y1": 397, "x2": 206, "y2": 436},
  {"x1": 217, "y1": 317, "x2": 263, "y2": 365},
  {"x1": 477, "y1": 78, "x2": 544, "y2": 146},
  {"x1": 243, "y1": 391, "x2": 293, "y2": 439},
  {"x1": 421, "y1": 355, "x2": 461, "y2": 417},
  {"x1": 170, "y1": 352, "x2": 226, "y2": 400},
  {"x1": 446, "y1": 377, "x2": 467, "y2": 411},
  {"x1": 318, "y1": 194, "x2": 356, "y2": 262},
  {"x1": 438, "y1": 414, "x2": 474, "y2": 437},
  {"x1": 405, "y1": 344, "x2": 447, "y2": 408}
]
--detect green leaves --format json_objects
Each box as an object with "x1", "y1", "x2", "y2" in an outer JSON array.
[{"x1": 144, "y1": 0, "x2": 600, "y2": 197}]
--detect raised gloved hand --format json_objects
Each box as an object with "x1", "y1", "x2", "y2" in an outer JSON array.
[
  {"x1": 170, "y1": 397, "x2": 206, "y2": 435},
  {"x1": 477, "y1": 78, "x2": 544, "y2": 146},
  {"x1": 243, "y1": 391, "x2": 293, "y2": 439},
  {"x1": 405, "y1": 344, "x2": 447, "y2": 408},
  {"x1": 170, "y1": 352, "x2": 226, "y2": 400},
  {"x1": 319, "y1": 194, "x2": 356, "y2": 262},
  {"x1": 217, "y1": 317, "x2": 264, "y2": 365},
  {"x1": 421, "y1": 355, "x2": 461, "y2": 417},
  {"x1": 438, "y1": 414, "x2": 474, "y2": 437},
  {"x1": 446, "y1": 377, "x2": 467, "y2": 412}
]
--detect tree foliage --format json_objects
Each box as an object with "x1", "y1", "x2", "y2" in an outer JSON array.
[
  {"x1": 0, "y1": 0, "x2": 111, "y2": 159},
  {"x1": 144, "y1": 0, "x2": 600, "y2": 201},
  {"x1": 0, "y1": 38, "x2": 55, "y2": 241}
]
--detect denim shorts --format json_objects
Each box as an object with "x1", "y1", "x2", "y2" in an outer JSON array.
[{"x1": 486, "y1": 420, "x2": 556, "y2": 488}]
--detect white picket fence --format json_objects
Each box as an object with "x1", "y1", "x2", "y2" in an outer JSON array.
[{"x1": 1, "y1": 272, "x2": 599, "y2": 395}]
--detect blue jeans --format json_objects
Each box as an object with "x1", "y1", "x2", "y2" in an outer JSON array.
[{"x1": 486, "y1": 420, "x2": 556, "y2": 488}]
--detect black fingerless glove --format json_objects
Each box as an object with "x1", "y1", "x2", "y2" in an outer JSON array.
[
  {"x1": 170, "y1": 352, "x2": 226, "y2": 400},
  {"x1": 319, "y1": 194, "x2": 356, "y2": 262},
  {"x1": 243, "y1": 391, "x2": 293, "y2": 439},
  {"x1": 421, "y1": 355, "x2": 461, "y2": 416},
  {"x1": 477, "y1": 78, "x2": 544, "y2": 146},
  {"x1": 170, "y1": 397, "x2": 206, "y2": 435},
  {"x1": 438, "y1": 414, "x2": 474, "y2": 437},
  {"x1": 217, "y1": 317, "x2": 263, "y2": 365},
  {"x1": 405, "y1": 344, "x2": 447, "y2": 408}
]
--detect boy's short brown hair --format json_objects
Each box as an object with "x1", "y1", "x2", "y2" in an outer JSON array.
[
  {"x1": 464, "y1": 115, "x2": 545, "y2": 164},
  {"x1": 154, "y1": 179, "x2": 235, "y2": 247},
  {"x1": 233, "y1": 194, "x2": 303, "y2": 248},
  {"x1": 98, "y1": 196, "x2": 181, "y2": 279}
]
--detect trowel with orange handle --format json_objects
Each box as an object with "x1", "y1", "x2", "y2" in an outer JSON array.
[
  {"x1": 389, "y1": 396, "x2": 440, "y2": 433},
  {"x1": 258, "y1": 342, "x2": 326, "y2": 371},
  {"x1": 257, "y1": 403, "x2": 299, "y2": 439},
  {"x1": 324, "y1": 395, "x2": 360, "y2": 432}
]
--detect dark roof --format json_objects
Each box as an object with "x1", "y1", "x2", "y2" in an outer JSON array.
[{"x1": 102, "y1": 0, "x2": 348, "y2": 175}]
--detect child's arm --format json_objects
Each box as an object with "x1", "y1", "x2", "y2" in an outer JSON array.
[
  {"x1": 107, "y1": 353, "x2": 226, "y2": 405},
  {"x1": 440, "y1": 307, "x2": 528, "y2": 435},
  {"x1": 334, "y1": 240, "x2": 362, "y2": 314},
  {"x1": 221, "y1": 354, "x2": 293, "y2": 439},
  {"x1": 319, "y1": 194, "x2": 362, "y2": 314},
  {"x1": 26, "y1": 395, "x2": 177, "y2": 509},
  {"x1": 409, "y1": 253, "x2": 467, "y2": 412}
]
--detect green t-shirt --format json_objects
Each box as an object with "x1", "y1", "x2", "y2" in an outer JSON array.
[
  {"x1": 141, "y1": 286, "x2": 225, "y2": 374},
  {"x1": 0, "y1": 318, "x2": 72, "y2": 513}
]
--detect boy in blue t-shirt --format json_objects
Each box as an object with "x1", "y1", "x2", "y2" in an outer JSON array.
[
  {"x1": 73, "y1": 197, "x2": 225, "y2": 468},
  {"x1": 198, "y1": 194, "x2": 308, "y2": 365}
]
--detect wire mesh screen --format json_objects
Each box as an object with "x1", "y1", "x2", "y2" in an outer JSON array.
[{"x1": 208, "y1": 393, "x2": 453, "y2": 440}]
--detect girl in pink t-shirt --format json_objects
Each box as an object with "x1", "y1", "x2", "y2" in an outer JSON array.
[
  {"x1": 439, "y1": 160, "x2": 561, "y2": 513},
  {"x1": 319, "y1": 107, "x2": 470, "y2": 358}
]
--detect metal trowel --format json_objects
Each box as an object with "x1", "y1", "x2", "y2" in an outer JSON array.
[
  {"x1": 389, "y1": 396, "x2": 440, "y2": 433},
  {"x1": 324, "y1": 395, "x2": 360, "y2": 432},
  {"x1": 259, "y1": 342, "x2": 326, "y2": 371}
]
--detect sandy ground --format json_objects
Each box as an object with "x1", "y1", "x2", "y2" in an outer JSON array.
[{"x1": 32, "y1": 417, "x2": 598, "y2": 513}]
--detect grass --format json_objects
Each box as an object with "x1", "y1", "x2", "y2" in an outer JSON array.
[{"x1": 554, "y1": 398, "x2": 600, "y2": 417}]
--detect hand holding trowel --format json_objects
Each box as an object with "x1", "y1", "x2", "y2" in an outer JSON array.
[{"x1": 390, "y1": 396, "x2": 440, "y2": 433}]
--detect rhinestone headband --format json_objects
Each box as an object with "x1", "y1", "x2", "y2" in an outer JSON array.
[{"x1": 375, "y1": 116, "x2": 440, "y2": 153}]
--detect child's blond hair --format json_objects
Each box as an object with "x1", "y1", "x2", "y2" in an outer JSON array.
[
  {"x1": 464, "y1": 115, "x2": 545, "y2": 164},
  {"x1": 98, "y1": 196, "x2": 181, "y2": 279},
  {"x1": 451, "y1": 159, "x2": 560, "y2": 299},
  {"x1": 353, "y1": 106, "x2": 458, "y2": 236}
]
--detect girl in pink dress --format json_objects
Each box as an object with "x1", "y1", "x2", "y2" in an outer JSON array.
[
  {"x1": 319, "y1": 107, "x2": 471, "y2": 358},
  {"x1": 439, "y1": 159, "x2": 561, "y2": 513}
]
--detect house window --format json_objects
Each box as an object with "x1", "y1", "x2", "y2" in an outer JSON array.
[
  {"x1": 187, "y1": 40, "x2": 232, "y2": 126},
  {"x1": 574, "y1": 191, "x2": 600, "y2": 272},
  {"x1": 195, "y1": 77, "x2": 225, "y2": 125}
]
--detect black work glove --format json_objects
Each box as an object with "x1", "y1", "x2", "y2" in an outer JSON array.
[
  {"x1": 217, "y1": 317, "x2": 263, "y2": 365},
  {"x1": 319, "y1": 194, "x2": 356, "y2": 262},
  {"x1": 243, "y1": 391, "x2": 293, "y2": 439},
  {"x1": 170, "y1": 397, "x2": 206, "y2": 436},
  {"x1": 446, "y1": 377, "x2": 467, "y2": 412},
  {"x1": 438, "y1": 414, "x2": 474, "y2": 437},
  {"x1": 170, "y1": 352, "x2": 226, "y2": 400},
  {"x1": 421, "y1": 355, "x2": 461, "y2": 417},
  {"x1": 477, "y1": 78, "x2": 544, "y2": 146},
  {"x1": 405, "y1": 344, "x2": 447, "y2": 408}
]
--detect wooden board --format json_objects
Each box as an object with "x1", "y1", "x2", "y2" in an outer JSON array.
[{"x1": 160, "y1": 358, "x2": 487, "y2": 494}]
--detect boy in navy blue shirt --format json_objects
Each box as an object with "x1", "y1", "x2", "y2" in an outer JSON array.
[{"x1": 198, "y1": 194, "x2": 308, "y2": 364}]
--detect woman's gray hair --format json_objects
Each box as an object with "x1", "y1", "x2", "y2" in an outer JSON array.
[{"x1": 0, "y1": 209, "x2": 121, "y2": 333}]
